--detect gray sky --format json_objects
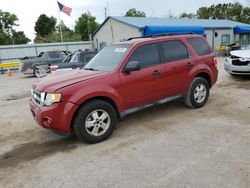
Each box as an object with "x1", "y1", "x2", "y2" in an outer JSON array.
[{"x1": 1, "y1": 0, "x2": 248, "y2": 41}]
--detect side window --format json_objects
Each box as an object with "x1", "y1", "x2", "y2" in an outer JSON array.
[
  {"x1": 187, "y1": 38, "x2": 211, "y2": 56},
  {"x1": 48, "y1": 51, "x2": 60, "y2": 59},
  {"x1": 161, "y1": 40, "x2": 189, "y2": 62},
  {"x1": 128, "y1": 43, "x2": 160, "y2": 68}
]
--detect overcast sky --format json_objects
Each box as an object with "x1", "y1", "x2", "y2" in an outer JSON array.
[{"x1": 1, "y1": 0, "x2": 248, "y2": 41}]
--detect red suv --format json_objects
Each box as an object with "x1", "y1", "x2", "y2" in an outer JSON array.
[{"x1": 30, "y1": 34, "x2": 218, "y2": 143}]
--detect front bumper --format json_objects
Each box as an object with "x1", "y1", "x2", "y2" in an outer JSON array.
[
  {"x1": 29, "y1": 99, "x2": 79, "y2": 133},
  {"x1": 224, "y1": 58, "x2": 250, "y2": 75}
]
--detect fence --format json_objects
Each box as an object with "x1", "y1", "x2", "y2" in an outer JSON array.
[{"x1": 0, "y1": 41, "x2": 92, "y2": 61}]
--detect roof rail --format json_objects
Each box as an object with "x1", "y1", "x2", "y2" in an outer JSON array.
[
  {"x1": 127, "y1": 32, "x2": 197, "y2": 41},
  {"x1": 127, "y1": 36, "x2": 152, "y2": 41},
  {"x1": 152, "y1": 32, "x2": 196, "y2": 38}
]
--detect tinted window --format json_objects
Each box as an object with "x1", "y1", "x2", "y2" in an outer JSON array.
[
  {"x1": 161, "y1": 41, "x2": 189, "y2": 62},
  {"x1": 188, "y1": 38, "x2": 211, "y2": 56},
  {"x1": 48, "y1": 51, "x2": 60, "y2": 58},
  {"x1": 129, "y1": 43, "x2": 160, "y2": 68}
]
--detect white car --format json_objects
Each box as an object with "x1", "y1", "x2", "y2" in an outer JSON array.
[{"x1": 224, "y1": 45, "x2": 250, "y2": 75}]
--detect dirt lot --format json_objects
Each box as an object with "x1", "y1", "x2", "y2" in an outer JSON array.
[{"x1": 0, "y1": 58, "x2": 249, "y2": 188}]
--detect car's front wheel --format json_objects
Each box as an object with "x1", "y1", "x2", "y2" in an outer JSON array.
[
  {"x1": 73, "y1": 100, "x2": 117, "y2": 143},
  {"x1": 184, "y1": 77, "x2": 210, "y2": 108}
]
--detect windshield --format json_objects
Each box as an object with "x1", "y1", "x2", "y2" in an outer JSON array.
[
  {"x1": 70, "y1": 51, "x2": 80, "y2": 63},
  {"x1": 84, "y1": 45, "x2": 131, "y2": 71}
]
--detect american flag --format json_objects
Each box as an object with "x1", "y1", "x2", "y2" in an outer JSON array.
[{"x1": 57, "y1": 1, "x2": 72, "y2": 16}]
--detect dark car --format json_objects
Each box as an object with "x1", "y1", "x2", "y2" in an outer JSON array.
[
  {"x1": 20, "y1": 50, "x2": 71, "y2": 77},
  {"x1": 30, "y1": 34, "x2": 218, "y2": 143},
  {"x1": 50, "y1": 50, "x2": 97, "y2": 72}
]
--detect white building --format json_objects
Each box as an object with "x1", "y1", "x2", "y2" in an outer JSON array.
[{"x1": 93, "y1": 16, "x2": 250, "y2": 50}]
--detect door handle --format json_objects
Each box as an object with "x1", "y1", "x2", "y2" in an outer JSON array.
[
  {"x1": 152, "y1": 70, "x2": 161, "y2": 75},
  {"x1": 186, "y1": 62, "x2": 194, "y2": 68}
]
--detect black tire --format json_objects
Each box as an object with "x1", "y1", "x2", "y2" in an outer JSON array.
[
  {"x1": 184, "y1": 77, "x2": 210, "y2": 108},
  {"x1": 33, "y1": 68, "x2": 39, "y2": 77},
  {"x1": 73, "y1": 100, "x2": 117, "y2": 143}
]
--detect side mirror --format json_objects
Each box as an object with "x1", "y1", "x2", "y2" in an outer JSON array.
[{"x1": 123, "y1": 61, "x2": 140, "y2": 72}]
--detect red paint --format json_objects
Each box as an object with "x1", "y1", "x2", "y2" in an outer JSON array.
[{"x1": 30, "y1": 34, "x2": 218, "y2": 134}]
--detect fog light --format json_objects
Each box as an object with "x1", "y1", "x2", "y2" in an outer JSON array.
[{"x1": 42, "y1": 117, "x2": 53, "y2": 127}]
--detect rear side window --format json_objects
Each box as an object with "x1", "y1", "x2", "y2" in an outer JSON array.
[
  {"x1": 129, "y1": 43, "x2": 160, "y2": 68},
  {"x1": 48, "y1": 51, "x2": 60, "y2": 58},
  {"x1": 161, "y1": 40, "x2": 189, "y2": 62},
  {"x1": 188, "y1": 38, "x2": 211, "y2": 56}
]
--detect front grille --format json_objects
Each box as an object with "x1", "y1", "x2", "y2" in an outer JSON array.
[
  {"x1": 31, "y1": 89, "x2": 44, "y2": 106},
  {"x1": 232, "y1": 59, "x2": 249, "y2": 66}
]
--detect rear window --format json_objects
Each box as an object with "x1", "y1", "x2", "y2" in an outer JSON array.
[
  {"x1": 187, "y1": 38, "x2": 211, "y2": 56},
  {"x1": 161, "y1": 40, "x2": 189, "y2": 62}
]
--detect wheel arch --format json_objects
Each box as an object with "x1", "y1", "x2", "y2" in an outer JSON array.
[
  {"x1": 194, "y1": 72, "x2": 212, "y2": 88},
  {"x1": 70, "y1": 96, "x2": 121, "y2": 131}
]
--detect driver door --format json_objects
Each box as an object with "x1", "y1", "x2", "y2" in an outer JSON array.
[{"x1": 119, "y1": 43, "x2": 167, "y2": 109}]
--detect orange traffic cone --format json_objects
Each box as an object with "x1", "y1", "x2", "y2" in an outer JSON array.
[{"x1": 6, "y1": 69, "x2": 13, "y2": 77}]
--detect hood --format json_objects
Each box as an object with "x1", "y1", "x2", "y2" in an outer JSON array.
[
  {"x1": 33, "y1": 69, "x2": 108, "y2": 92},
  {"x1": 230, "y1": 50, "x2": 250, "y2": 58}
]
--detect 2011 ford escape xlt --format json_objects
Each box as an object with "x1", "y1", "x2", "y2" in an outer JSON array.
[{"x1": 30, "y1": 34, "x2": 218, "y2": 143}]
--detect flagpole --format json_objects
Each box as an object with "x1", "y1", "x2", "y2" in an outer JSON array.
[{"x1": 57, "y1": 1, "x2": 63, "y2": 42}]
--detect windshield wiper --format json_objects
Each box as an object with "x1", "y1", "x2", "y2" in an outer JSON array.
[{"x1": 84, "y1": 67, "x2": 99, "y2": 71}]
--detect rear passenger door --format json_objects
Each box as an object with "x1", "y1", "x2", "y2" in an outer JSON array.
[
  {"x1": 120, "y1": 43, "x2": 166, "y2": 109},
  {"x1": 160, "y1": 40, "x2": 192, "y2": 96}
]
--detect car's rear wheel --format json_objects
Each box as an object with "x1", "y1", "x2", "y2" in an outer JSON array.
[
  {"x1": 73, "y1": 100, "x2": 117, "y2": 143},
  {"x1": 184, "y1": 77, "x2": 210, "y2": 108}
]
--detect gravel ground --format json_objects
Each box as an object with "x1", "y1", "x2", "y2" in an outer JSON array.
[{"x1": 0, "y1": 58, "x2": 249, "y2": 188}]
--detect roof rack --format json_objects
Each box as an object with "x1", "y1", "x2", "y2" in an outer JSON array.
[
  {"x1": 127, "y1": 36, "x2": 152, "y2": 41},
  {"x1": 152, "y1": 32, "x2": 196, "y2": 37},
  {"x1": 127, "y1": 32, "x2": 196, "y2": 41}
]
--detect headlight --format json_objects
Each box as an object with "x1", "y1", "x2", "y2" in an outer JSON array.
[{"x1": 44, "y1": 93, "x2": 62, "y2": 106}]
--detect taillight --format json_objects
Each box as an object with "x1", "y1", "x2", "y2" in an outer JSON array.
[{"x1": 213, "y1": 57, "x2": 217, "y2": 68}]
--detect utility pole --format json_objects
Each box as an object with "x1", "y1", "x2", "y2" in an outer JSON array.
[
  {"x1": 104, "y1": 6, "x2": 107, "y2": 18},
  {"x1": 106, "y1": 2, "x2": 110, "y2": 17}
]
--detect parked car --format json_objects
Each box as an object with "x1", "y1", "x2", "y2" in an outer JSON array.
[
  {"x1": 50, "y1": 50, "x2": 97, "y2": 72},
  {"x1": 30, "y1": 34, "x2": 218, "y2": 143},
  {"x1": 20, "y1": 50, "x2": 70, "y2": 77},
  {"x1": 224, "y1": 45, "x2": 250, "y2": 75}
]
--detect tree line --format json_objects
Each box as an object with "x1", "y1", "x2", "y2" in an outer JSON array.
[{"x1": 1, "y1": 2, "x2": 250, "y2": 45}]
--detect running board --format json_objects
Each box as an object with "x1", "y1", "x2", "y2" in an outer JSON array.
[{"x1": 120, "y1": 94, "x2": 183, "y2": 118}]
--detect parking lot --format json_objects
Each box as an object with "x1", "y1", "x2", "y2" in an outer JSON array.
[{"x1": 0, "y1": 57, "x2": 249, "y2": 188}]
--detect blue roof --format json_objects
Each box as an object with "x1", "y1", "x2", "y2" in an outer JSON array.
[
  {"x1": 93, "y1": 16, "x2": 250, "y2": 36},
  {"x1": 111, "y1": 16, "x2": 250, "y2": 29},
  {"x1": 234, "y1": 26, "x2": 250, "y2": 34},
  {"x1": 144, "y1": 26, "x2": 204, "y2": 36}
]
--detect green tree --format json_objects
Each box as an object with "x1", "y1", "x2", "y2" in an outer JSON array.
[
  {"x1": 12, "y1": 31, "x2": 30, "y2": 44},
  {"x1": 0, "y1": 10, "x2": 29, "y2": 45},
  {"x1": 179, "y1": 12, "x2": 196, "y2": 19},
  {"x1": 34, "y1": 14, "x2": 57, "y2": 37},
  {"x1": 75, "y1": 13, "x2": 99, "y2": 41},
  {"x1": 124, "y1": 8, "x2": 146, "y2": 17},
  {"x1": 0, "y1": 10, "x2": 18, "y2": 34},
  {"x1": 196, "y1": 2, "x2": 250, "y2": 24},
  {"x1": 0, "y1": 30, "x2": 11, "y2": 44}
]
